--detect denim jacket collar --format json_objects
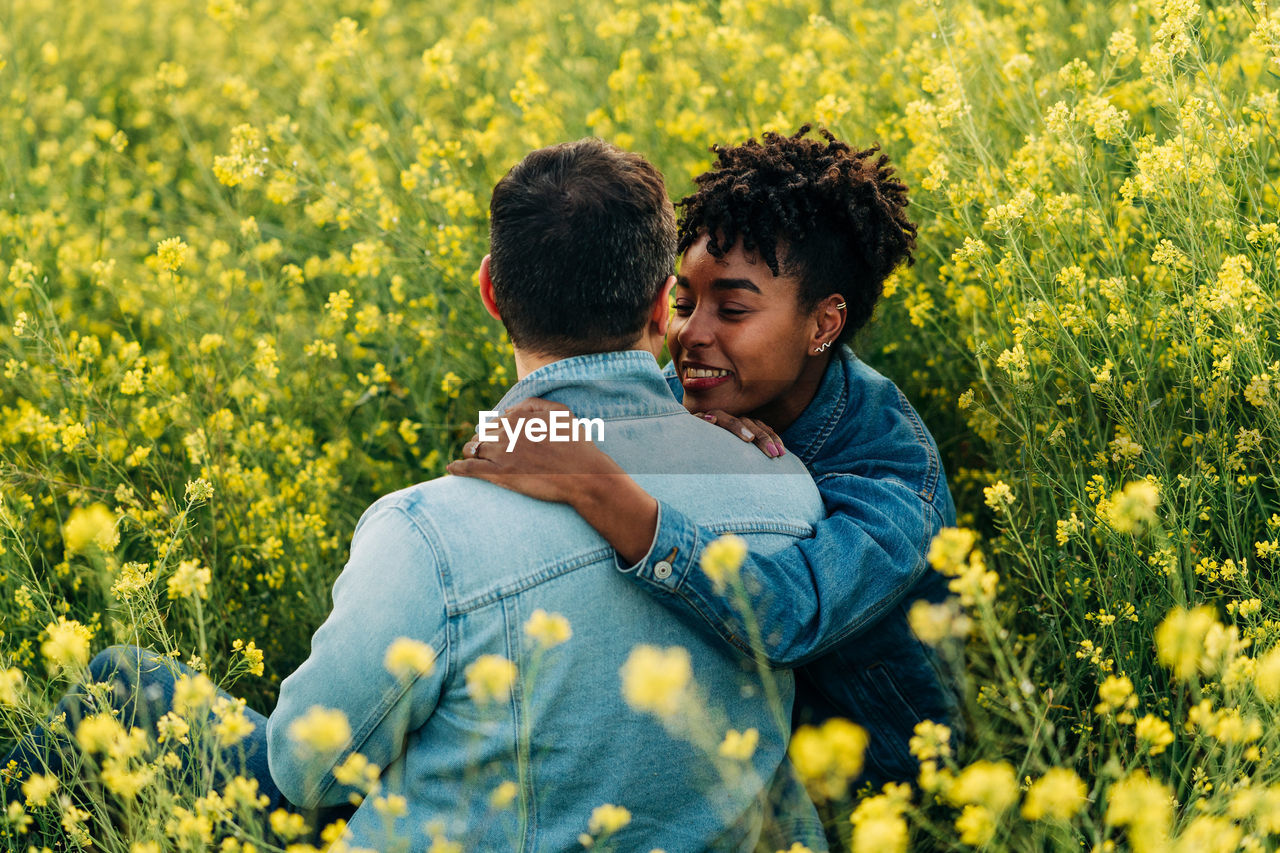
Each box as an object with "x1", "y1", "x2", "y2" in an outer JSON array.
[
  {"x1": 779, "y1": 345, "x2": 855, "y2": 466},
  {"x1": 495, "y1": 349, "x2": 687, "y2": 420}
]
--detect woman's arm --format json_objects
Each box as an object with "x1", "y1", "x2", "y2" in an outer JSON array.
[{"x1": 448, "y1": 398, "x2": 951, "y2": 667}]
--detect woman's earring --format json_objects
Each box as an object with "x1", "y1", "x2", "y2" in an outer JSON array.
[
  {"x1": 835, "y1": 302, "x2": 847, "y2": 310},
  {"x1": 813, "y1": 341, "x2": 831, "y2": 354}
]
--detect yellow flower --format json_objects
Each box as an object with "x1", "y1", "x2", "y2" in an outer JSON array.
[
  {"x1": 955, "y1": 804, "x2": 995, "y2": 845},
  {"x1": 926, "y1": 527, "x2": 978, "y2": 575},
  {"x1": 384, "y1": 637, "x2": 436, "y2": 682},
  {"x1": 0, "y1": 668, "x2": 24, "y2": 704},
  {"x1": 41, "y1": 617, "x2": 92, "y2": 673},
  {"x1": 849, "y1": 786, "x2": 910, "y2": 853},
  {"x1": 1255, "y1": 644, "x2": 1280, "y2": 702},
  {"x1": 700, "y1": 533, "x2": 747, "y2": 589},
  {"x1": 1105, "y1": 771, "x2": 1171, "y2": 851},
  {"x1": 333, "y1": 752, "x2": 381, "y2": 792},
  {"x1": 22, "y1": 773, "x2": 58, "y2": 807},
  {"x1": 1155, "y1": 605, "x2": 1220, "y2": 680},
  {"x1": 167, "y1": 558, "x2": 212, "y2": 601},
  {"x1": 982, "y1": 481, "x2": 1015, "y2": 513},
  {"x1": 465, "y1": 654, "x2": 517, "y2": 705},
  {"x1": 1134, "y1": 714, "x2": 1175, "y2": 755},
  {"x1": 287, "y1": 706, "x2": 351, "y2": 756},
  {"x1": 155, "y1": 236, "x2": 189, "y2": 271},
  {"x1": 1022, "y1": 768, "x2": 1087, "y2": 820},
  {"x1": 489, "y1": 780, "x2": 518, "y2": 810},
  {"x1": 524, "y1": 609, "x2": 572, "y2": 648},
  {"x1": 63, "y1": 504, "x2": 118, "y2": 554},
  {"x1": 619, "y1": 645, "x2": 691, "y2": 718},
  {"x1": 1106, "y1": 480, "x2": 1160, "y2": 533},
  {"x1": 587, "y1": 803, "x2": 631, "y2": 835},
  {"x1": 947, "y1": 760, "x2": 1018, "y2": 812},
  {"x1": 718, "y1": 728, "x2": 759, "y2": 761},
  {"x1": 173, "y1": 672, "x2": 218, "y2": 716},
  {"x1": 908, "y1": 720, "x2": 952, "y2": 761},
  {"x1": 789, "y1": 718, "x2": 867, "y2": 801}
]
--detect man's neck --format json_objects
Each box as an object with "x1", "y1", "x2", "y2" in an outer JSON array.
[{"x1": 511, "y1": 340, "x2": 659, "y2": 380}]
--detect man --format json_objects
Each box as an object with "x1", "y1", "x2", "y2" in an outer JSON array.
[{"x1": 267, "y1": 139, "x2": 828, "y2": 851}]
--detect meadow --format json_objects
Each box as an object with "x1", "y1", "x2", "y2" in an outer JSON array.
[{"x1": 2, "y1": 0, "x2": 1280, "y2": 849}]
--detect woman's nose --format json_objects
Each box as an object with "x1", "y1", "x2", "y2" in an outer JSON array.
[{"x1": 676, "y1": 307, "x2": 714, "y2": 350}]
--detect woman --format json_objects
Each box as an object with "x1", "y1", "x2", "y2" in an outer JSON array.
[{"x1": 448, "y1": 126, "x2": 962, "y2": 792}]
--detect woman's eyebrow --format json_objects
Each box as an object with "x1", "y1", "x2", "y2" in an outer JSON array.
[
  {"x1": 710, "y1": 277, "x2": 761, "y2": 294},
  {"x1": 674, "y1": 275, "x2": 761, "y2": 294}
]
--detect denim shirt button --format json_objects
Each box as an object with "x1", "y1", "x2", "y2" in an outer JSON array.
[{"x1": 653, "y1": 560, "x2": 673, "y2": 580}]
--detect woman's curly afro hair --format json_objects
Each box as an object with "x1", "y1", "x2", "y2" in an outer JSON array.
[{"x1": 676, "y1": 125, "x2": 917, "y2": 340}]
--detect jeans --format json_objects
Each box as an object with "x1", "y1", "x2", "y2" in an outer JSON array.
[{"x1": 2, "y1": 645, "x2": 352, "y2": 836}]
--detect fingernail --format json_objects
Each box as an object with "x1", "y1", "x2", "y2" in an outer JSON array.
[
  {"x1": 703, "y1": 414, "x2": 716, "y2": 422},
  {"x1": 767, "y1": 442, "x2": 779, "y2": 457},
  {"x1": 740, "y1": 427, "x2": 754, "y2": 440}
]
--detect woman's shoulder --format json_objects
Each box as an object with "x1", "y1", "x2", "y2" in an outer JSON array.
[{"x1": 817, "y1": 348, "x2": 945, "y2": 503}]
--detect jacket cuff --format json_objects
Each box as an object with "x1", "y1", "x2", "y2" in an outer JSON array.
[{"x1": 614, "y1": 501, "x2": 700, "y2": 592}]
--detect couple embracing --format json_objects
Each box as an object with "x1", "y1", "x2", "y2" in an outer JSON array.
[{"x1": 13, "y1": 129, "x2": 959, "y2": 851}]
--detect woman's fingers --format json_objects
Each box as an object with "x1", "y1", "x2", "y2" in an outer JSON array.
[
  {"x1": 743, "y1": 417, "x2": 786, "y2": 458},
  {"x1": 693, "y1": 410, "x2": 785, "y2": 458}
]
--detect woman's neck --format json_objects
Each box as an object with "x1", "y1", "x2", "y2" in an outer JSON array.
[{"x1": 745, "y1": 352, "x2": 831, "y2": 433}]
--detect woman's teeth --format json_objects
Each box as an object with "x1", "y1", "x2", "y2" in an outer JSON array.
[{"x1": 686, "y1": 368, "x2": 730, "y2": 378}]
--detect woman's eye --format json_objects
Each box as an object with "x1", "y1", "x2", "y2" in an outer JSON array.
[
  {"x1": 719, "y1": 307, "x2": 747, "y2": 318},
  {"x1": 672, "y1": 302, "x2": 693, "y2": 315}
]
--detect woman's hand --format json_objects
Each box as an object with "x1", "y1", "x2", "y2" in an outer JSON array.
[
  {"x1": 446, "y1": 398, "x2": 623, "y2": 504},
  {"x1": 693, "y1": 410, "x2": 786, "y2": 458}
]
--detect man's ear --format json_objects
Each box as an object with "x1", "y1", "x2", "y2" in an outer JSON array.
[
  {"x1": 649, "y1": 274, "x2": 678, "y2": 337},
  {"x1": 478, "y1": 255, "x2": 502, "y2": 322}
]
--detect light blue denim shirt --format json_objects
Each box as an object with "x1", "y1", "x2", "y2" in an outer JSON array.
[
  {"x1": 624, "y1": 346, "x2": 960, "y2": 785},
  {"x1": 267, "y1": 350, "x2": 828, "y2": 853}
]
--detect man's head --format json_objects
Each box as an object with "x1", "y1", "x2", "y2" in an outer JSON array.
[{"x1": 480, "y1": 139, "x2": 677, "y2": 363}]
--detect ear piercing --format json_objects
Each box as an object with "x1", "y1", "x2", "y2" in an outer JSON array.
[
  {"x1": 813, "y1": 341, "x2": 831, "y2": 353},
  {"x1": 835, "y1": 302, "x2": 847, "y2": 309}
]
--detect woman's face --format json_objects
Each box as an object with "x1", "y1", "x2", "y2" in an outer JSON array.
[{"x1": 668, "y1": 235, "x2": 830, "y2": 429}]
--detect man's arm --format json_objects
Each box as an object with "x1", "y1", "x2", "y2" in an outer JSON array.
[
  {"x1": 267, "y1": 501, "x2": 449, "y2": 809},
  {"x1": 618, "y1": 474, "x2": 948, "y2": 667}
]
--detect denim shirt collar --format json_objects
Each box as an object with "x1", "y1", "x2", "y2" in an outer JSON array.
[
  {"x1": 779, "y1": 345, "x2": 854, "y2": 465},
  {"x1": 495, "y1": 349, "x2": 687, "y2": 420}
]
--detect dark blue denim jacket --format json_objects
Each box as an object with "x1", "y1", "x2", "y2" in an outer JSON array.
[{"x1": 621, "y1": 345, "x2": 960, "y2": 785}]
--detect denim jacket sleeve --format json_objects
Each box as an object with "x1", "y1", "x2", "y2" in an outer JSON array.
[
  {"x1": 617, "y1": 474, "x2": 948, "y2": 668},
  {"x1": 267, "y1": 501, "x2": 449, "y2": 809}
]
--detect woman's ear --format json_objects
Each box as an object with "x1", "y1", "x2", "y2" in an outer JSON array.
[{"x1": 810, "y1": 293, "x2": 847, "y2": 352}]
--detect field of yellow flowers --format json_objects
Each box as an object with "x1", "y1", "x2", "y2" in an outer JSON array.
[{"x1": 3, "y1": 0, "x2": 1280, "y2": 849}]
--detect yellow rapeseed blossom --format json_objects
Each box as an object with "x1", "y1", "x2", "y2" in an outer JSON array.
[
  {"x1": 1105, "y1": 771, "x2": 1172, "y2": 853},
  {"x1": 587, "y1": 803, "x2": 631, "y2": 835},
  {"x1": 167, "y1": 558, "x2": 212, "y2": 601},
  {"x1": 41, "y1": 617, "x2": 92, "y2": 673},
  {"x1": 700, "y1": 533, "x2": 747, "y2": 589},
  {"x1": 717, "y1": 728, "x2": 759, "y2": 761},
  {"x1": 384, "y1": 637, "x2": 437, "y2": 681},
  {"x1": 1255, "y1": 644, "x2": 1280, "y2": 701},
  {"x1": 489, "y1": 780, "x2": 518, "y2": 810},
  {"x1": 0, "y1": 668, "x2": 24, "y2": 704},
  {"x1": 63, "y1": 503, "x2": 118, "y2": 554},
  {"x1": 1156, "y1": 605, "x2": 1221, "y2": 680},
  {"x1": 287, "y1": 706, "x2": 351, "y2": 756},
  {"x1": 1106, "y1": 480, "x2": 1160, "y2": 533},
  {"x1": 789, "y1": 718, "x2": 868, "y2": 801},
  {"x1": 22, "y1": 773, "x2": 58, "y2": 807},
  {"x1": 926, "y1": 527, "x2": 978, "y2": 575},
  {"x1": 523, "y1": 609, "x2": 572, "y2": 648},
  {"x1": 947, "y1": 760, "x2": 1018, "y2": 812},
  {"x1": 1134, "y1": 714, "x2": 1175, "y2": 755},
  {"x1": 155, "y1": 237, "x2": 189, "y2": 272},
  {"x1": 1021, "y1": 768, "x2": 1087, "y2": 820},
  {"x1": 333, "y1": 752, "x2": 381, "y2": 792},
  {"x1": 465, "y1": 654, "x2": 518, "y2": 705},
  {"x1": 619, "y1": 645, "x2": 691, "y2": 718},
  {"x1": 849, "y1": 784, "x2": 910, "y2": 853}
]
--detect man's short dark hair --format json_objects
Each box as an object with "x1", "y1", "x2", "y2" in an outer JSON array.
[{"x1": 488, "y1": 138, "x2": 677, "y2": 356}]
